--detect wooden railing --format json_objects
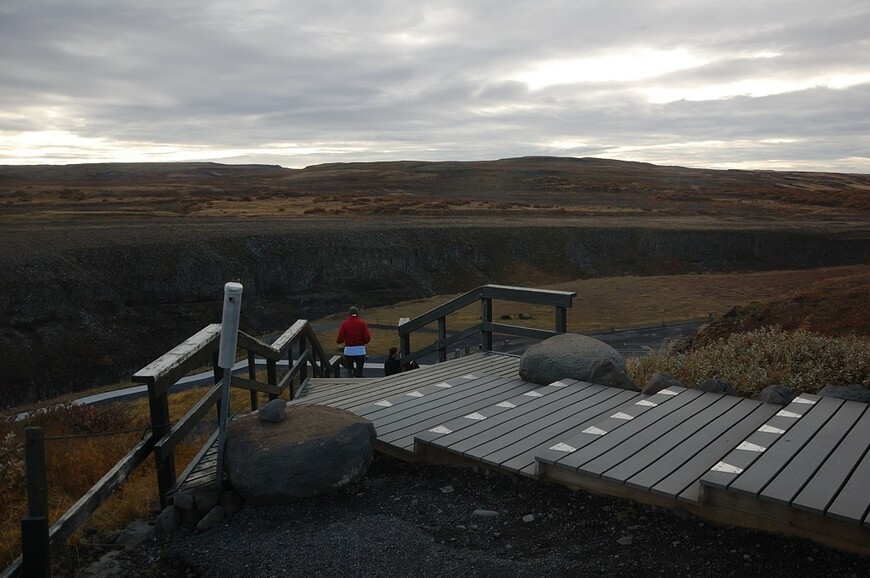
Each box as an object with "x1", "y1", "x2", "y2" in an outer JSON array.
[
  {"x1": 399, "y1": 284, "x2": 576, "y2": 364},
  {"x1": 131, "y1": 319, "x2": 334, "y2": 508}
]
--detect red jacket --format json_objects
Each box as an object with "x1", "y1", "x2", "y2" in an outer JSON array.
[{"x1": 336, "y1": 316, "x2": 371, "y2": 347}]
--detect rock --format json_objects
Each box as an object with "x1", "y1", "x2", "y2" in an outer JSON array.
[
  {"x1": 642, "y1": 372, "x2": 684, "y2": 395},
  {"x1": 221, "y1": 489, "x2": 245, "y2": 516},
  {"x1": 173, "y1": 490, "x2": 194, "y2": 511},
  {"x1": 115, "y1": 519, "x2": 154, "y2": 546},
  {"x1": 522, "y1": 514, "x2": 535, "y2": 523},
  {"x1": 473, "y1": 509, "x2": 499, "y2": 518},
  {"x1": 225, "y1": 405, "x2": 376, "y2": 505},
  {"x1": 696, "y1": 378, "x2": 739, "y2": 397},
  {"x1": 196, "y1": 505, "x2": 225, "y2": 532},
  {"x1": 519, "y1": 334, "x2": 626, "y2": 386},
  {"x1": 589, "y1": 359, "x2": 640, "y2": 391},
  {"x1": 83, "y1": 550, "x2": 126, "y2": 578},
  {"x1": 617, "y1": 535, "x2": 634, "y2": 546},
  {"x1": 258, "y1": 398, "x2": 287, "y2": 423},
  {"x1": 818, "y1": 384, "x2": 870, "y2": 403},
  {"x1": 440, "y1": 485, "x2": 455, "y2": 494},
  {"x1": 758, "y1": 384, "x2": 794, "y2": 405},
  {"x1": 193, "y1": 490, "x2": 220, "y2": 513},
  {"x1": 155, "y1": 505, "x2": 181, "y2": 534}
]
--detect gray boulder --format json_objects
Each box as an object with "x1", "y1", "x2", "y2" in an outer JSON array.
[
  {"x1": 519, "y1": 334, "x2": 625, "y2": 386},
  {"x1": 155, "y1": 505, "x2": 181, "y2": 534},
  {"x1": 642, "y1": 372, "x2": 684, "y2": 395},
  {"x1": 818, "y1": 384, "x2": 870, "y2": 403},
  {"x1": 589, "y1": 359, "x2": 640, "y2": 391},
  {"x1": 196, "y1": 505, "x2": 225, "y2": 532},
  {"x1": 226, "y1": 405, "x2": 376, "y2": 505},
  {"x1": 258, "y1": 398, "x2": 287, "y2": 423},
  {"x1": 696, "y1": 378, "x2": 739, "y2": 397},
  {"x1": 758, "y1": 385, "x2": 794, "y2": 405}
]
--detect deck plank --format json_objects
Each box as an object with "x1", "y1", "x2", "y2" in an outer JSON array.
[
  {"x1": 700, "y1": 394, "x2": 823, "y2": 490},
  {"x1": 553, "y1": 389, "x2": 706, "y2": 471},
  {"x1": 601, "y1": 395, "x2": 743, "y2": 485},
  {"x1": 727, "y1": 396, "x2": 845, "y2": 498},
  {"x1": 792, "y1": 404, "x2": 870, "y2": 515},
  {"x1": 759, "y1": 400, "x2": 866, "y2": 506}
]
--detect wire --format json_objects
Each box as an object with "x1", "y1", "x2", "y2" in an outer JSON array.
[{"x1": 41, "y1": 423, "x2": 172, "y2": 441}]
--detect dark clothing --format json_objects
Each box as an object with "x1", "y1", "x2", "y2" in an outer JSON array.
[
  {"x1": 384, "y1": 356, "x2": 402, "y2": 376},
  {"x1": 345, "y1": 355, "x2": 366, "y2": 378}
]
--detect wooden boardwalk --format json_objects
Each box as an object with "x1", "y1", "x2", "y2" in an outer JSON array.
[{"x1": 296, "y1": 351, "x2": 870, "y2": 555}]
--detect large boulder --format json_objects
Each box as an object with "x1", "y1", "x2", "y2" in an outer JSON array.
[
  {"x1": 225, "y1": 404, "x2": 376, "y2": 505},
  {"x1": 519, "y1": 334, "x2": 626, "y2": 386}
]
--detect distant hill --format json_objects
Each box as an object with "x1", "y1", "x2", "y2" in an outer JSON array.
[{"x1": 686, "y1": 272, "x2": 870, "y2": 349}]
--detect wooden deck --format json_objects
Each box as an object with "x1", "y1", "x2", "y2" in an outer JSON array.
[
  {"x1": 182, "y1": 351, "x2": 870, "y2": 555},
  {"x1": 301, "y1": 352, "x2": 870, "y2": 554}
]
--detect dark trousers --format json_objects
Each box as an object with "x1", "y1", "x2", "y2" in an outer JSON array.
[{"x1": 345, "y1": 355, "x2": 365, "y2": 378}]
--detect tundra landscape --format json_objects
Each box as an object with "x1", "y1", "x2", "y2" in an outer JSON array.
[
  {"x1": 1, "y1": 156, "x2": 869, "y2": 406},
  {"x1": 1, "y1": 156, "x2": 870, "y2": 576}
]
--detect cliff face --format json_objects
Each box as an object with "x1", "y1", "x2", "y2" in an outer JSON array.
[{"x1": 1, "y1": 225, "x2": 868, "y2": 407}]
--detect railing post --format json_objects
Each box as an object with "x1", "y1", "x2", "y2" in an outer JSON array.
[
  {"x1": 481, "y1": 296, "x2": 493, "y2": 351},
  {"x1": 399, "y1": 318, "x2": 410, "y2": 361},
  {"x1": 267, "y1": 359, "x2": 277, "y2": 401},
  {"x1": 22, "y1": 427, "x2": 51, "y2": 578},
  {"x1": 148, "y1": 382, "x2": 175, "y2": 509},
  {"x1": 247, "y1": 351, "x2": 258, "y2": 410},
  {"x1": 438, "y1": 317, "x2": 447, "y2": 363},
  {"x1": 555, "y1": 306, "x2": 568, "y2": 334},
  {"x1": 298, "y1": 334, "x2": 308, "y2": 388},
  {"x1": 212, "y1": 350, "x2": 224, "y2": 420}
]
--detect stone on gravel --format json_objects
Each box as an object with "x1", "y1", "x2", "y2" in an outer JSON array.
[
  {"x1": 522, "y1": 514, "x2": 535, "y2": 523},
  {"x1": 257, "y1": 398, "x2": 287, "y2": 423},
  {"x1": 226, "y1": 404, "x2": 376, "y2": 505},
  {"x1": 193, "y1": 489, "x2": 220, "y2": 513},
  {"x1": 221, "y1": 489, "x2": 245, "y2": 516},
  {"x1": 818, "y1": 384, "x2": 870, "y2": 403},
  {"x1": 83, "y1": 550, "x2": 126, "y2": 578},
  {"x1": 473, "y1": 509, "x2": 499, "y2": 517},
  {"x1": 696, "y1": 378, "x2": 739, "y2": 396},
  {"x1": 617, "y1": 535, "x2": 634, "y2": 546},
  {"x1": 440, "y1": 485, "x2": 455, "y2": 494},
  {"x1": 196, "y1": 505, "x2": 225, "y2": 532},
  {"x1": 155, "y1": 505, "x2": 181, "y2": 534},
  {"x1": 758, "y1": 384, "x2": 794, "y2": 405},
  {"x1": 173, "y1": 490, "x2": 194, "y2": 511},
  {"x1": 642, "y1": 372, "x2": 684, "y2": 395},
  {"x1": 115, "y1": 520, "x2": 154, "y2": 546},
  {"x1": 519, "y1": 333, "x2": 625, "y2": 386},
  {"x1": 589, "y1": 359, "x2": 640, "y2": 391}
]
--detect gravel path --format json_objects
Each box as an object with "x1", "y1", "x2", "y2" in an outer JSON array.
[{"x1": 67, "y1": 458, "x2": 869, "y2": 577}]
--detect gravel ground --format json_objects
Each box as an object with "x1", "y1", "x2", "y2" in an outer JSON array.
[{"x1": 60, "y1": 457, "x2": 870, "y2": 578}]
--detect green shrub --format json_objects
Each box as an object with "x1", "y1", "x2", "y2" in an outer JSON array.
[{"x1": 627, "y1": 327, "x2": 870, "y2": 397}]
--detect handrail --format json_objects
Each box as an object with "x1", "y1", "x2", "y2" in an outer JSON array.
[
  {"x1": 131, "y1": 319, "x2": 334, "y2": 508},
  {"x1": 399, "y1": 284, "x2": 576, "y2": 364}
]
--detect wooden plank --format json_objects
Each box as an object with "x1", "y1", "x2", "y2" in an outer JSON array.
[
  {"x1": 172, "y1": 430, "x2": 219, "y2": 496},
  {"x1": 132, "y1": 324, "x2": 221, "y2": 396},
  {"x1": 648, "y1": 400, "x2": 778, "y2": 501},
  {"x1": 533, "y1": 387, "x2": 680, "y2": 469},
  {"x1": 154, "y1": 383, "x2": 221, "y2": 461},
  {"x1": 376, "y1": 378, "x2": 538, "y2": 442},
  {"x1": 489, "y1": 389, "x2": 639, "y2": 476},
  {"x1": 481, "y1": 284, "x2": 575, "y2": 307},
  {"x1": 271, "y1": 319, "x2": 308, "y2": 353},
  {"x1": 793, "y1": 404, "x2": 870, "y2": 515},
  {"x1": 436, "y1": 386, "x2": 596, "y2": 456},
  {"x1": 599, "y1": 395, "x2": 742, "y2": 484},
  {"x1": 398, "y1": 290, "x2": 481, "y2": 334},
  {"x1": 825, "y1": 425, "x2": 870, "y2": 524},
  {"x1": 759, "y1": 400, "x2": 866, "y2": 506},
  {"x1": 700, "y1": 394, "x2": 823, "y2": 490},
  {"x1": 583, "y1": 392, "x2": 724, "y2": 479},
  {"x1": 728, "y1": 396, "x2": 844, "y2": 498},
  {"x1": 554, "y1": 389, "x2": 706, "y2": 471},
  {"x1": 481, "y1": 322, "x2": 560, "y2": 342}
]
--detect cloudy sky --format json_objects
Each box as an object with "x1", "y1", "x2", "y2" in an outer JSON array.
[{"x1": 2, "y1": 0, "x2": 868, "y2": 171}]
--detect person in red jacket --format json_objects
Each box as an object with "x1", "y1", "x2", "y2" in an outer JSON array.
[{"x1": 336, "y1": 306, "x2": 371, "y2": 377}]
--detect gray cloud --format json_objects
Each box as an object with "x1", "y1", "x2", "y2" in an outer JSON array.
[{"x1": 0, "y1": 0, "x2": 868, "y2": 171}]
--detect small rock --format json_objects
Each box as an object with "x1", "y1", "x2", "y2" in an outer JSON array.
[
  {"x1": 472, "y1": 509, "x2": 499, "y2": 518},
  {"x1": 522, "y1": 514, "x2": 535, "y2": 523},
  {"x1": 115, "y1": 520, "x2": 154, "y2": 546},
  {"x1": 617, "y1": 535, "x2": 634, "y2": 546},
  {"x1": 758, "y1": 384, "x2": 794, "y2": 405},
  {"x1": 257, "y1": 398, "x2": 287, "y2": 422},
  {"x1": 193, "y1": 490, "x2": 219, "y2": 513},
  {"x1": 440, "y1": 485, "x2": 454, "y2": 494},
  {"x1": 196, "y1": 505, "x2": 225, "y2": 532},
  {"x1": 696, "y1": 378, "x2": 739, "y2": 396},
  {"x1": 173, "y1": 491, "x2": 195, "y2": 511},
  {"x1": 642, "y1": 372, "x2": 684, "y2": 395},
  {"x1": 155, "y1": 505, "x2": 181, "y2": 534},
  {"x1": 818, "y1": 384, "x2": 870, "y2": 403},
  {"x1": 83, "y1": 550, "x2": 126, "y2": 578}
]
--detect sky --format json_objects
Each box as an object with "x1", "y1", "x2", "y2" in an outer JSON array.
[{"x1": 1, "y1": 0, "x2": 869, "y2": 172}]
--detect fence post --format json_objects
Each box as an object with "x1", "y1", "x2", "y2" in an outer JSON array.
[
  {"x1": 555, "y1": 306, "x2": 568, "y2": 334},
  {"x1": 438, "y1": 317, "x2": 447, "y2": 363},
  {"x1": 481, "y1": 296, "x2": 493, "y2": 351},
  {"x1": 247, "y1": 351, "x2": 258, "y2": 410},
  {"x1": 148, "y1": 383, "x2": 175, "y2": 509},
  {"x1": 22, "y1": 427, "x2": 51, "y2": 577}
]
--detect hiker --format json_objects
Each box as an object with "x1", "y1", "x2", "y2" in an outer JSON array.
[
  {"x1": 384, "y1": 347, "x2": 402, "y2": 376},
  {"x1": 336, "y1": 306, "x2": 371, "y2": 377}
]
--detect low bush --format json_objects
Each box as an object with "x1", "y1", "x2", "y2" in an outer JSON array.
[{"x1": 628, "y1": 327, "x2": 870, "y2": 398}]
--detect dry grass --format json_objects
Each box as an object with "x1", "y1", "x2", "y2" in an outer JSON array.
[{"x1": 2, "y1": 263, "x2": 869, "y2": 568}]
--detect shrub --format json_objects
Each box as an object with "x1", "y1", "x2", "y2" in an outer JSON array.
[{"x1": 627, "y1": 327, "x2": 870, "y2": 398}]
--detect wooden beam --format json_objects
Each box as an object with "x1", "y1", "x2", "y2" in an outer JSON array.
[
  {"x1": 230, "y1": 375, "x2": 281, "y2": 396},
  {"x1": 154, "y1": 384, "x2": 222, "y2": 461},
  {"x1": 481, "y1": 322, "x2": 559, "y2": 341},
  {"x1": 132, "y1": 324, "x2": 221, "y2": 397},
  {"x1": 481, "y1": 284, "x2": 575, "y2": 308}
]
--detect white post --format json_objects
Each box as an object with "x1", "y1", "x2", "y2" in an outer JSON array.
[{"x1": 215, "y1": 282, "x2": 243, "y2": 494}]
